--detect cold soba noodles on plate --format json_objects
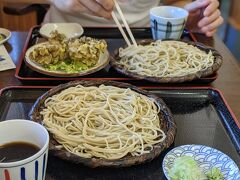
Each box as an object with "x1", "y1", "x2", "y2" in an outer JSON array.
[
  {"x1": 117, "y1": 40, "x2": 214, "y2": 77},
  {"x1": 41, "y1": 85, "x2": 166, "y2": 160}
]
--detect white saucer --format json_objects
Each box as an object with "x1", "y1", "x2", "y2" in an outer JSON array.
[{"x1": 162, "y1": 144, "x2": 240, "y2": 180}]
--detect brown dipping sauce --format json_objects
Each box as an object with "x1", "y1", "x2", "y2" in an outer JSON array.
[{"x1": 0, "y1": 142, "x2": 40, "y2": 163}]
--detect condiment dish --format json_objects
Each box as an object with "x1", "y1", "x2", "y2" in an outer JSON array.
[
  {"x1": 162, "y1": 144, "x2": 240, "y2": 180},
  {"x1": 40, "y1": 23, "x2": 84, "y2": 39}
]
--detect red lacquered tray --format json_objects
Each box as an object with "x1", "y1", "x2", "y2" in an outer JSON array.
[
  {"x1": 0, "y1": 86, "x2": 239, "y2": 180},
  {"x1": 15, "y1": 26, "x2": 218, "y2": 86}
]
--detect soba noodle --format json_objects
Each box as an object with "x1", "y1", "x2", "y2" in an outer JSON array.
[
  {"x1": 41, "y1": 85, "x2": 166, "y2": 160},
  {"x1": 117, "y1": 40, "x2": 214, "y2": 77}
]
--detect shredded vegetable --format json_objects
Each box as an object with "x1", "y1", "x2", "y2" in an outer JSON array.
[
  {"x1": 168, "y1": 156, "x2": 207, "y2": 180},
  {"x1": 168, "y1": 156, "x2": 225, "y2": 180},
  {"x1": 206, "y1": 167, "x2": 224, "y2": 180},
  {"x1": 46, "y1": 59, "x2": 88, "y2": 73}
]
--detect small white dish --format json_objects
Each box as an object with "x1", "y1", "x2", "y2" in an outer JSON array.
[
  {"x1": 25, "y1": 42, "x2": 109, "y2": 77},
  {"x1": 162, "y1": 144, "x2": 240, "y2": 180},
  {"x1": 0, "y1": 28, "x2": 11, "y2": 44},
  {"x1": 40, "y1": 23, "x2": 84, "y2": 39}
]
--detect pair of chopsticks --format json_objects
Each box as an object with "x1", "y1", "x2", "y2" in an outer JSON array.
[{"x1": 111, "y1": 0, "x2": 137, "y2": 47}]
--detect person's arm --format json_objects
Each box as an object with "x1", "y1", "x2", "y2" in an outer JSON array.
[
  {"x1": 163, "y1": 0, "x2": 192, "y2": 7},
  {"x1": 2, "y1": 0, "x2": 49, "y2": 4},
  {"x1": 46, "y1": 0, "x2": 114, "y2": 19},
  {"x1": 2, "y1": 0, "x2": 114, "y2": 19}
]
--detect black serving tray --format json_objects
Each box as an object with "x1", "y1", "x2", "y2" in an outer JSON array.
[
  {"x1": 15, "y1": 26, "x2": 218, "y2": 85},
  {"x1": 0, "y1": 86, "x2": 239, "y2": 180}
]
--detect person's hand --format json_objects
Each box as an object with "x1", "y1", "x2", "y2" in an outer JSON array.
[
  {"x1": 184, "y1": 0, "x2": 223, "y2": 37},
  {"x1": 49, "y1": 0, "x2": 114, "y2": 19}
]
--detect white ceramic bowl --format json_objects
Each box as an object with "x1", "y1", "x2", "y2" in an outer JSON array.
[
  {"x1": 162, "y1": 144, "x2": 240, "y2": 180},
  {"x1": 0, "y1": 119, "x2": 49, "y2": 180},
  {"x1": 40, "y1": 23, "x2": 84, "y2": 39},
  {"x1": 0, "y1": 28, "x2": 11, "y2": 44}
]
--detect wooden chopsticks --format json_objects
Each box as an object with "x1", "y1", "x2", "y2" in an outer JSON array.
[{"x1": 111, "y1": 0, "x2": 137, "y2": 47}]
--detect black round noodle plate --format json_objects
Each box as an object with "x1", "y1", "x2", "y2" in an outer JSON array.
[
  {"x1": 29, "y1": 80, "x2": 176, "y2": 168},
  {"x1": 110, "y1": 40, "x2": 223, "y2": 83}
]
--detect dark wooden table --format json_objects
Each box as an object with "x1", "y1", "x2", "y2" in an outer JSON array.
[{"x1": 1, "y1": 32, "x2": 240, "y2": 124}]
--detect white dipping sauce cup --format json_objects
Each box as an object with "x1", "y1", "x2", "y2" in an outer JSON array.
[
  {"x1": 0, "y1": 119, "x2": 49, "y2": 180},
  {"x1": 150, "y1": 6, "x2": 189, "y2": 40}
]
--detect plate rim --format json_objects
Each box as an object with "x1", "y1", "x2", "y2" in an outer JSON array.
[{"x1": 0, "y1": 28, "x2": 11, "y2": 45}]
